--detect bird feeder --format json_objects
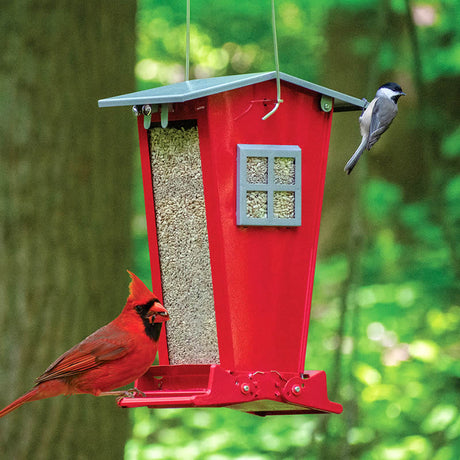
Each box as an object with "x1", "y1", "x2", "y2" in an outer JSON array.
[{"x1": 98, "y1": 72, "x2": 364, "y2": 416}]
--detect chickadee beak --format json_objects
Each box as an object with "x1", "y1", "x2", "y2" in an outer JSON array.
[
  {"x1": 146, "y1": 301, "x2": 170, "y2": 324},
  {"x1": 401, "y1": 92, "x2": 406, "y2": 96}
]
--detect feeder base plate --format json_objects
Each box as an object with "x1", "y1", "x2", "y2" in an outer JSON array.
[{"x1": 118, "y1": 364, "x2": 342, "y2": 416}]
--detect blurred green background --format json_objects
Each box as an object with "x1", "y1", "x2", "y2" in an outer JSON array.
[
  {"x1": 129, "y1": 1, "x2": 459, "y2": 459},
  {"x1": 0, "y1": 0, "x2": 458, "y2": 459}
]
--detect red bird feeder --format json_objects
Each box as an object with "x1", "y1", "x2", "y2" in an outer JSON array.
[{"x1": 99, "y1": 72, "x2": 364, "y2": 416}]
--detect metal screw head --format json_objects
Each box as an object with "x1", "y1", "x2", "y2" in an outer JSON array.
[
  {"x1": 142, "y1": 104, "x2": 152, "y2": 116},
  {"x1": 240, "y1": 383, "x2": 250, "y2": 394},
  {"x1": 132, "y1": 105, "x2": 141, "y2": 116},
  {"x1": 320, "y1": 95, "x2": 333, "y2": 112},
  {"x1": 292, "y1": 385, "x2": 301, "y2": 395}
]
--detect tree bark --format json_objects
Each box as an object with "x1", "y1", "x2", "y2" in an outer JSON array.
[{"x1": 0, "y1": 2, "x2": 136, "y2": 458}]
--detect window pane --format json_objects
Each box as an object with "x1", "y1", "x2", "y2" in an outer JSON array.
[
  {"x1": 247, "y1": 191, "x2": 268, "y2": 218},
  {"x1": 274, "y1": 191, "x2": 295, "y2": 218},
  {"x1": 274, "y1": 157, "x2": 295, "y2": 185},
  {"x1": 247, "y1": 156, "x2": 268, "y2": 184}
]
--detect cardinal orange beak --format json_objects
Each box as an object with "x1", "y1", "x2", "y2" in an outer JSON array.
[{"x1": 146, "y1": 301, "x2": 170, "y2": 324}]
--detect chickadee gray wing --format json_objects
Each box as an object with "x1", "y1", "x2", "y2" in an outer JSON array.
[{"x1": 367, "y1": 97, "x2": 398, "y2": 149}]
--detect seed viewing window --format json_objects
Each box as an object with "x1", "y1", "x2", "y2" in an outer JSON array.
[{"x1": 237, "y1": 144, "x2": 301, "y2": 226}]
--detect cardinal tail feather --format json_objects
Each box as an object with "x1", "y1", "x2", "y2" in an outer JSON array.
[
  {"x1": 344, "y1": 136, "x2": 367, "y2": 175},
  {"x1": 0, "y1": 387, "x2": 41, "y2": 418}
]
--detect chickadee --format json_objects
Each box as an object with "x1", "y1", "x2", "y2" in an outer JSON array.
[{"x1": 344, "y1": 82, "x2": 405, "y2": 174}]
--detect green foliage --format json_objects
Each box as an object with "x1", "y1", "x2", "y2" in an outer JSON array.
[
  {"x1": 129, "y1": 0, "x2": 459, "y2": 459},
  {"x1": 126, "y1": 407, "x2": 318, "y2": 460},
  {"x1": 442, "y1": 127, "x2": 460, "y2": 158},
  {"x1": 445, "y1": 176, "x2": 460, "y2": 218},
  {"x1": 136, "y1": 0, "x2": 328, "y2": 89},
  {"x1": 416, "y1": 0, "x2": 460, "y2": 81},
  {"x1": 362, "y1": 179, "x2": 403, "y2": 224}
]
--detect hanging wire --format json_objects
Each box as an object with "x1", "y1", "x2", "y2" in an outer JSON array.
[
  {"x1": 262, "y1": 0, "x2": 283, "y2": 120},
  {"x1": 185, "y1": 0, "x2": 191, "y2": 81}
]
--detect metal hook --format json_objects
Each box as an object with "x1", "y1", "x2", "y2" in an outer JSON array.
[
  {"x1": 262, "y1": 0, "x2": 283, "y2": 120},
  {"x1": 262, "y1": 99, "x2": 283, "y2": 120}
]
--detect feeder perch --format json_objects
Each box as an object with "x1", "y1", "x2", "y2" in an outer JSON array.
[{"x1": 98, "y1": 72, "x2": 365, "y2": 416}]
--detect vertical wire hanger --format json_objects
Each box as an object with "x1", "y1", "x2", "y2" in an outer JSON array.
[
  {"x1": 185, "y1": 0, "x2": 191, "y2": 81},
  {"x1": 262, "y1": 0, "x2": 283, "y2": 120}
]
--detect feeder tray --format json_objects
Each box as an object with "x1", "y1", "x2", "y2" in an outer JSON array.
[{"x1": 120, "y1": 365, "x2": 341, "y2": 416}]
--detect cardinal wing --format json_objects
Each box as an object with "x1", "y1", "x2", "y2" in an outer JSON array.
[
  {"x1": 35, "y1": 325, "x2": 131, "y2": 384},
  {"x1": 367, "y1": 97, "x2": 398, "y2": 149}
]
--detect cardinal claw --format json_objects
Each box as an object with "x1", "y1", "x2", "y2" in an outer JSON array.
[{"x1": 124, "y1": 387, "x2": 146, "y2": 398}]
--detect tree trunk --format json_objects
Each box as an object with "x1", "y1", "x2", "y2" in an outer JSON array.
[{"x1": 0, "y1": 2, "x2": 136, "y2": 458}]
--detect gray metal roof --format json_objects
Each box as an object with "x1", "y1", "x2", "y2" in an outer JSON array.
[{"x1": 98, "y1": 72, "x2": 365, "y2": 112}]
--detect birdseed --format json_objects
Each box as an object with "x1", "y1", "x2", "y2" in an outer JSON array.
[
  {"x1": 273, "y1": 191, "x2": 295, "y2": 218},
  {"x1": 149, "y1": 125, "x2": 220, "y2": 365},
  {"x1": 247, "y1": 191, "x2": 268, "y2": 218},
  {"x1": 244, "y1": 154, "x2": 296, "y2": 220},
  {"x1": 274, "y1": 157, "x2": 295, "y2": 185},
  {"x1": 246, "y1": 157, "x2": 268, "y2": 184}
]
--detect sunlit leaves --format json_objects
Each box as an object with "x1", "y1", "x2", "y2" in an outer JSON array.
[
  {"x1": 126, "y1": 406, "x2": 318, "y2": 460},
  {"x1": 409, "y1": 339, "x2": 439, "y2": 362},
  {"x1": 361, "y1": 383, "x2": 397, "y2": 402},
  {"x1": 427, "y1": 307, "x2": 459, "y2": 334},
  {"x1": 130, "y1": 1, "x2": 459, "y2": 458},
  {"x1": 348, "y1": 426, "x2": 376, "y2": 445},
  {"x1": 422, "y1": 404, "x2": 458, "y2": 433},
  {"x1": 136, "y1": 0, "x2": 330, "y2": 89},
  {"x1": 354, "y1": 362, "x2": 382, "y2": 385}
]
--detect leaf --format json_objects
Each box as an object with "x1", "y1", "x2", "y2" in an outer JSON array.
[
  {"x1": 362, "y1": 179, "x2": 402, "y2": 224},
  {"x1": 441, "y1": 126, "x2": 460, "y2": 158},
  {"x1": 409, "y1": 340, "x2": 439, "y2": 362},
  {"x1": 422, "y1": 404, "x2": 458, "y2": 433},
  {"x1": 353, "y1": 363, "x2": 382, "y2": 385}
]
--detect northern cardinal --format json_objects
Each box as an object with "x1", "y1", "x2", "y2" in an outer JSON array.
[{"x1": 0, "y1": 271, "x2": 169, "y2": 418}]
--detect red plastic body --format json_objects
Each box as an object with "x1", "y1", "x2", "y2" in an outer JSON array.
[{"x1": 122, "y1": 80, "x2": 342, "y2": 415}]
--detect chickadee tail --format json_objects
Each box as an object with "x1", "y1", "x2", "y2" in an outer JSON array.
[{"x1": 344, "y1": 137, "x2": 367, "y2": 175}]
